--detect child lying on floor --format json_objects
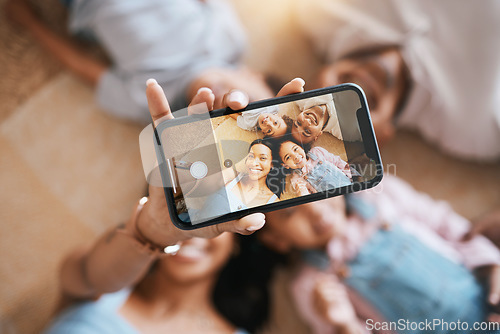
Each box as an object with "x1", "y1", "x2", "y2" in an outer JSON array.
[
  {"x1": 277, "y1": 138, "x2": 352, "y2": 195},
  {"x1": 230, "y1": 106, "x2": 294, "y2": 138},
  {"x1": 260, "y1": 175, "x2": 500, "y2": 334}
]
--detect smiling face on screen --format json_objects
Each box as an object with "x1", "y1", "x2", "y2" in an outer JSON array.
[
  {"x1": 291, "y1": 105, "x2": 328, "y2": 144},
  {"x1": 279, "y1": 140, "x2": 307, "y2": 170},
  {"x1": 245, "y1": 143, "x2": 273, "y2": 181},
  {"x1": 258, "y1": 113, "x2": 288, "y2": 138}
]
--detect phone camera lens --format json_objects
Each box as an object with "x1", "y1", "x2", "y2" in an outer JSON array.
[{"x1": 224, "y1": 159, "x2": 233, "y2": 168}]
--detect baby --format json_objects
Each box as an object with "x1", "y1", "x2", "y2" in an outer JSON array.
[
  {"x1": 277, "y1": 138, "x2": 352, "y2": 195},
  {"x1": 260, "y1": 176, "x2": 500, "y2": 334},
  {"x1": 231, "y1": 106, "x2": 293, "y2": 137}
]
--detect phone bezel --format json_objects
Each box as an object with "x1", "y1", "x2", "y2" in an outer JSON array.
[{"x1": 154, "y1": 83, "x2": 383, "y2": 230}]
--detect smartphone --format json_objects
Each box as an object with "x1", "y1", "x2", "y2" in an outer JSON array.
[{"x1": 153, "y1": 84, "x2": 382, "y2": 229}]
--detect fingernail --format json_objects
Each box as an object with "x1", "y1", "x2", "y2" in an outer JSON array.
[
  {"x1": 490, "y1": 293, "x2": 500, "y2": 305},
  {"x1": 246, "y1": 218, "x2": 266, "y2": 232},
  {"x1": 197, "y1": 87, "x2": 212, "y2": 95},
  {"x1": 146, "y1": 78, "x2": 158, "y2": 87},
  {"x1": 293, "y1": 77, "x2": 306, "y2": 86},
  {"x1": 229, "y1": 91, "x2": 246, "y2": 105}
]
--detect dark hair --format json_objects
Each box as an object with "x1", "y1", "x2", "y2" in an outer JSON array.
[
  {"x1": 260, "y1": 114, "x2": 294, "y2": 137},
  {"x1": 256, "y1": 113, "x2": 294, "y2": 137},
  {"x1": 146, "y1": 235, "x2": 283, "y2": 333},
  {"x1": 213, "y1": 234, "x2": 286, "y2": 333},
  {"x1": 281, "y1": 114, "x2": 294, "y2": 134},
  {"x1": 142, "y1": 187, "x2": 283, "y2": 332},
  {"x1": 272, "y1": 133, "x2": 310, "y2": 174},
  {"x1": 248, "y1": 138, "x2": 286, "y2": 197}
]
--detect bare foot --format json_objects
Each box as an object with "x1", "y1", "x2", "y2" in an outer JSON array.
[{"x1": 188, "y1": 67, "x2": 274, "y2": 109}]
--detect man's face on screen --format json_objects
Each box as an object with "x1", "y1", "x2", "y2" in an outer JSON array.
[{"x1": 291, "y1": 105, "x2": 327, "y2": 144}]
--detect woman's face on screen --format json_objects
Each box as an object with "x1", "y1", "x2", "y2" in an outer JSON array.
[{"x1": 245, "y1": 144, "x2": 273, "y2": 181}]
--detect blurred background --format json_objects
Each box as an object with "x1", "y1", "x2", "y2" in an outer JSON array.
[{"x1": 0, "y1": 0, "x2": 499, "y2": 333}]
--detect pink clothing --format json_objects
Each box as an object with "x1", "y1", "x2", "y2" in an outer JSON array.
[
  {"x1": 305, "y1": 147, "x2": 351, "y2": 178},
  {"x1": 290, "y1": 147, "x2": 352, "y2": 195},
  {"x1": 291, "y1": 175, "x2": 500, "y2": 334}
]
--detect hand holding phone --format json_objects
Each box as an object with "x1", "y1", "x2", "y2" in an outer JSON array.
[
  {"x1": 149, "y1": 79, "x2": 382, "y2": 230},
  {"x1": 136, "y1": 78, "x2": 306, "y2": 247}
]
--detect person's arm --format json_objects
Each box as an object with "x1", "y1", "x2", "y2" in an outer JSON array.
[
  {"x1": 6, "y1": 0, "x2": 106, "y2": 85},
  {"x1": 291, "y1": 173, "x2": 311, "y2": 196},
  {"x1": 290, "y1": 265, "x2": 368, "y2": 334},
  {"x1": 59, "y1": 78, "x2": 306, "y2": 300},
  {"x1": 379, "y1": 176, "x2": 500, "y2": 268},
  {"x1": 312, "y1": 147, "x2": 352, "y2": 178},
  {"x1": 59, "y1": 201, "x2": 158, "y2": 299},
  {"x1": 312, "y1": 275, "x2": 365, "y2": 334}
]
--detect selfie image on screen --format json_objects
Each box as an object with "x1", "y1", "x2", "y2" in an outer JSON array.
[
  {"x1": 158, "y1": 89, "x2": 378, "y2": 225},
  {"x1": 217, "y1": 93, "x2": 354, "y2": 202}
]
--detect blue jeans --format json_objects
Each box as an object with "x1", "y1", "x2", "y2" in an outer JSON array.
[
  {"x1": 345, "y1": 226, "x2": 497, "y2": 333},
  {"x1": 303, "y1": 152, "x2": 351, "y2": 192}
]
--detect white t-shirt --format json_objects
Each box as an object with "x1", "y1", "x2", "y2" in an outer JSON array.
[
  {"x1": 296, "y1": 0, "x2": 500, "y2": 160},
  {"x1": 69, "y1": 0, "x2": 246, "y2": 123}
]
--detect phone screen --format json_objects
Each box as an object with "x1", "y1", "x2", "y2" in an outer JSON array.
[{"x1": 153, "y1": 85, "x2": 382, "y2": 228}]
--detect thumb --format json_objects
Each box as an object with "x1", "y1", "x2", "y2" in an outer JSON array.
[
  {"x1": 216, "y1": 213, "x2": 266, "y2": 235},
  {"x1": 148, "y1": 184, "x2": 166, "y2": 201}
]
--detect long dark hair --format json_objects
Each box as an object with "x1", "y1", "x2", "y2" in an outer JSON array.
[
  {"x1": 247, "y1": 138, "x2": 286, "y2": 197},
  {"x1": 272, "y1": 133, "x2": 309, "y2": 175},
  {"x1": 143, "y1": 186, "x2": 284, "y2": 332},
  {"x1": 212, "y1": 234, "x2": 286, "y2": 333},
  {"x1": 145, "y1": 235, "x2": 283, "y2": 333}
]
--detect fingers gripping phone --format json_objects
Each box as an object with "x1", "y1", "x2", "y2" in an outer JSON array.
[{"x1": 152, "y1": 84, "x2": 382, "y2": 229}]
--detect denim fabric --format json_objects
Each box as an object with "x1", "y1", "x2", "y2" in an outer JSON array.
[
  {"x1": 45, "y1": 289, "x2": 250, "y2": 334},
  {"x1": 302, "y1": 152, "x2": 351, "y2": 192},
  {"x1": 345, "y1": 226, "x2": 497, "y2": 333},
  {"x1": 345, "y1": 194, "x2": 377, "y2": 220}
]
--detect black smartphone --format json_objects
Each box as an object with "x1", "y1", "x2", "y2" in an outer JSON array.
[{"x1": 153, "y1": 84, "x2": 382, "y2": 229}]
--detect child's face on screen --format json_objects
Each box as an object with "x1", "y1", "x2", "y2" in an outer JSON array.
[
  {"x1": 263, "y1": 197, "x2": 347, "y2": 250},
  {"x1": 279, "y1": 141, "x2": 307, "y2": 169},
  {"x1": 292, "y1": 105, "x2": 327, "y2": 144},
  {"x1": 245, "y1": 143, "x2": 273, "y2": 181},
  {"x1": 258, "y1": 113, "x2": 287, "y2": 137}
]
